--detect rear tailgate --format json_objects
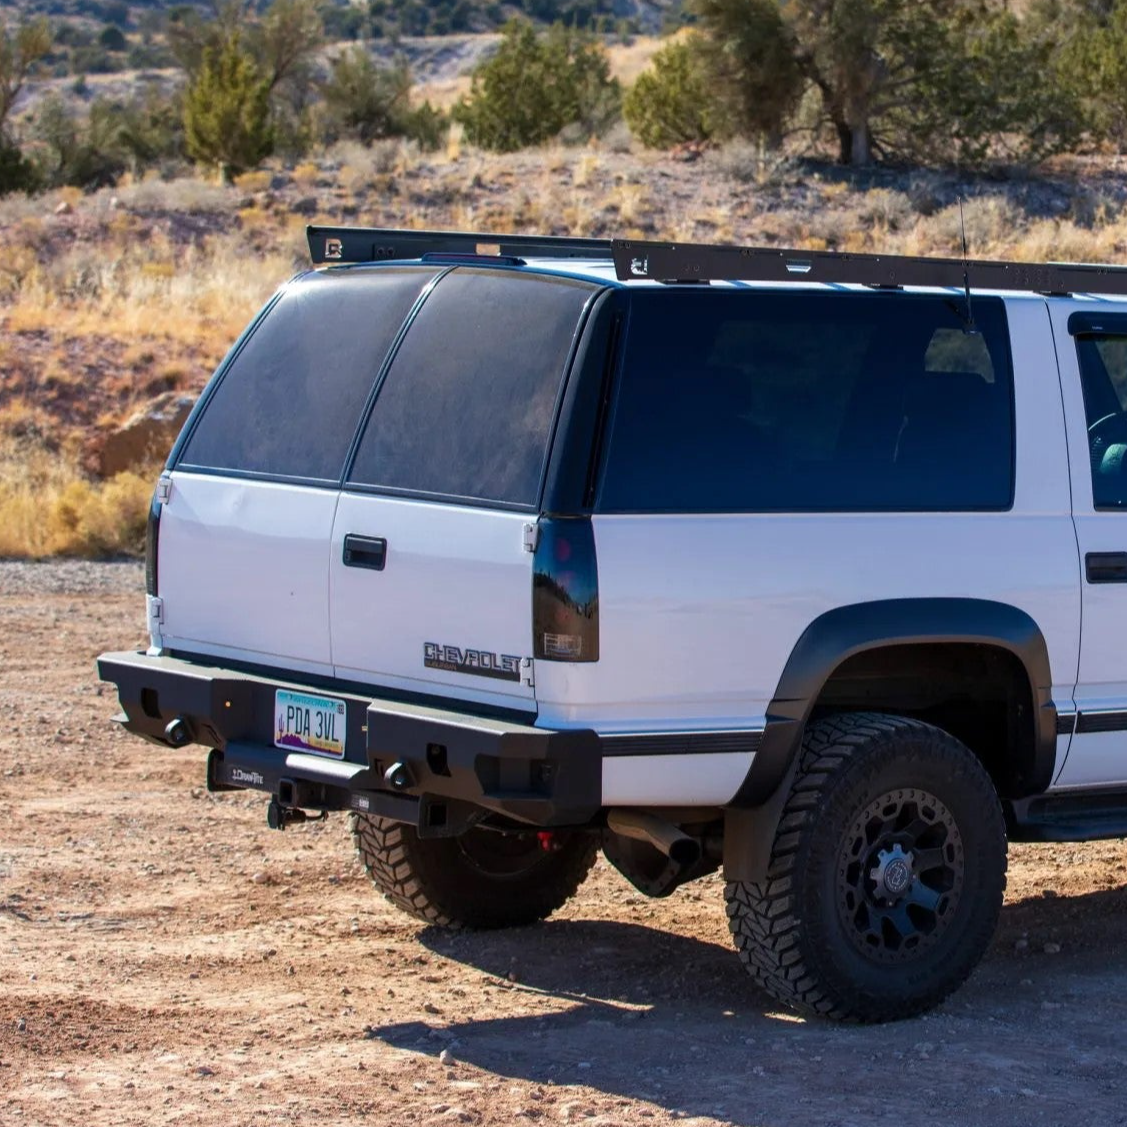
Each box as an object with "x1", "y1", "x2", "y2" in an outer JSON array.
[{"x1": 156, "y1": 266, "x2": 440, "y2": 675}]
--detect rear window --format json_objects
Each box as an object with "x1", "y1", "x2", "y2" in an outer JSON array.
[
  {"x1": 597, "y1": 290, "x2": 1014, "y2": 513},
  {"x1": 179, "y1": 268, "x2": 437, "y2": 482},
  {"x1": 347, "y1": 269, "x2": 596, "y2": 507}
]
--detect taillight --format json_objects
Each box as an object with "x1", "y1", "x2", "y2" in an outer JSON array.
[
  {"x1": 532, "y1": 518, "x2": 598, "y2": 662},
  {"x1": 145, "y1": 491, "x2": 161, "y2": 596}
]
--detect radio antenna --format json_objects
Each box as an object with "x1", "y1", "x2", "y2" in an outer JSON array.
[{"x1": 959, "y1": 197, "x2": 979, "y2": 335}]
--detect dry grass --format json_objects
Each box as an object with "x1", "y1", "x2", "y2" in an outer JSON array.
[
  {"x1": 5, "y1": 145, "x2": 1127, "y2": 559},
  {"x1": 606, "y1": 34, "x2": 664, "y2": 86},
  {"x1": 3, "y1": 229, "x2": 293, "y2": 350},
  {"x1": 0, "y1": 436, "x2": 155, "y2": 558}
]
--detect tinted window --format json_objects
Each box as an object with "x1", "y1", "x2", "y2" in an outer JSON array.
[
  {"x1": 181, "y1": 268, "x2": 437, "y2": 481},
  {"x1": 348, "y1": 269, "x2": 596, "y2": 506},
  {"x1": 1076, "y1": 335, "x2": 1127, "y2": 508},
  {"x1": 598, "y1": 291, "x2": 1013, "y2": 513}
]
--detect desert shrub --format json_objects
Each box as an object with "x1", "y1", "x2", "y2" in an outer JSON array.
[
  {"x1": 1, "y1": 16, "x2": 52, "y2": 136},
  {"x1": 406, "y1": 99, "x2": 446, "y2": 151},
  {"x1": 0, "y1": 137, "x2": 40, "y2": 195},
  {"x1": 320, "y1": 46, "x2": 444, "y2": 148},
  {"x1": 69, "y1": 44, "x2": 126, "y2": 74},
  {"x1": 693, "y1": 0, "x2": 804, "y2": 147},
  {"x1": 453, "y1": 19, "x2": 621, "y2": 151},
  {"x1": 99, "y1": 24, "x2": 127, "y2": 52},
  {"x1": 624, "y1": 37, "x2": 724, "y2": 148},
  {"x1": 27, "y1": 93, "x2": 129, "y2": 189},
  {"x1": 183, "y1": 34, "x2": 273, "y2": 180},
  {"x1": 114, "y1": 88, "x2": 186, "y2": 170},
  {"x1": 709, "y1": 138, "x2": 796, "y2": 186},
  {"x1": 0, "y1": 437, "x2": 154, "y2": 558}
]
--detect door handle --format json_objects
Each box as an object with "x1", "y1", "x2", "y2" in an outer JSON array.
[
  {"x1": 343, "y1": 534, "x2": 387, "y2": 571},
  {"x1": 1086, "y1": 551, "x2": 1127, "y2": 583}
]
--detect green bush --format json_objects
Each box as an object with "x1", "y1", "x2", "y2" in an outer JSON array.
[
  {"x1": 453, "y1": 19, "x2": 621, "y2": 151},
  {"x1": 99, "y1": 25, "x2": 127, "y2": 52},
  {"x1": 624, "y1": 37, "x2": 723, "y2": 148},
  {"x1": 405, "y1": 99, "x2": 446, "y2": 151},
  {"x1": 693, "y1": 0, "x2": 804, "y2": 148},
  {"x1": 114, "y1": 89, "x2": 186, "y2": 170},
  {"x1": 0, "y1": 138, "x2": 40, "y2": 195},
  {"x1": 27, "y1": 93, "x2": 128, "y2": 189},
  {"x1": 321, "y1": 47, "x2": 407, "y2": 143},
  {"x1": 183, "y1": 34, "x2": 273, "y2": 180},
  {"x1": 320, "y1": 47, "x2": 447, "y2": 150}
]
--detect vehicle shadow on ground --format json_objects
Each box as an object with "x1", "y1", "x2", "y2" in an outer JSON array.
[{"x1": 370, "y1": 886, "x2": 1127, "y2": 1127}]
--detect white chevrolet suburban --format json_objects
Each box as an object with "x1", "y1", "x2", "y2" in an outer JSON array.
[{"x1": 98, "y1": 227, "x2": 1127, "y2": 1023}]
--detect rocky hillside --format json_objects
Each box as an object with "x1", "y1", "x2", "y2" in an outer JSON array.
[{"x1": 3, "y1": 0, "x2": 686, "y2": 35}]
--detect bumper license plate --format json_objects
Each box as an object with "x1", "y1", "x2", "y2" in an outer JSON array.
[{"x1": 274, "y1": 690, "x2": 346, "y2": 758}]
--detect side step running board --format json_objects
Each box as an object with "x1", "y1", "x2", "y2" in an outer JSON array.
[{"x1": 1009, "y1": 790, "x2": 1127, "y2": 842}]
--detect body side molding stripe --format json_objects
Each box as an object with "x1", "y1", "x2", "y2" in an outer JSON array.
[
  {"x1": 602, "y1": 731, "x2": 763, "y2": 757},
  {"x1": 1076, "y1": 711, "x2": 1127, "y2": 734}
]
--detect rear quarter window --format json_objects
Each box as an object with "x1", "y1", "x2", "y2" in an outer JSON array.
[
  {"x1": 179, "y1": 267, "x2": 438, "y2": 482},
  {"x1": 597, "y1": 290, "x2": 1014, "y2": 513},
  {"x1": 347, "y1": 268, "x2": 597, "y2": 508}
]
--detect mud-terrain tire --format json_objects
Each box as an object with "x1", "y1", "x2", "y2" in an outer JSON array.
[
  {"x1": 725, "y1": 712, "x2": 1007, "y2": 1023},
  {"x1": 350, "y1": 814, "x2": 599, "y2": 929}
]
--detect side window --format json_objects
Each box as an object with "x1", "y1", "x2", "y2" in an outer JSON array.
[
  {"x1": 180, "y1": 268, "x2": 437, "y2": 482},
  {"x1": 1076, "y1": 335, "x2": 1127, "y2": 508},
  {"x1": 598, "y1": 291, "x2": 1014, "y2": 513},
  {"x1": 347, "y1": 269, "x2": 596, "y2": 507}
]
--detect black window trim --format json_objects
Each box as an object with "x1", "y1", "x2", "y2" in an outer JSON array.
[
  {"x1": 1069, "y1": 320, "x2": 1127, "y2": 512},
  {"x1": 1068, "y1": 311, "x2": 1127, "y2": 337},
  {"x1": 589, "y1": 288, "x2": 1018, "y2": 517},
  {"x1": 339, "y1": 268, "x2": 606, "y2": 513},
  {"x1": 171, "y1": 265, "x2": 448, "y2": 489}
]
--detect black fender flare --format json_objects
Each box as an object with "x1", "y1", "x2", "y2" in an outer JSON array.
[{"x1": 723, "y1": 598, "x2": 1056, "y2": 881}]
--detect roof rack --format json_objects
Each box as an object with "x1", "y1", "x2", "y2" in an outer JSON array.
[
  {"x1": 610, "y1": 237, "x2": 1127, "y2": 297},
  {"x1": 307, "y1": 225, "x2": 611, "y2": 266}
]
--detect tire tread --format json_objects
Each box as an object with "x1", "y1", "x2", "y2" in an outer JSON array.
[
  {"x1": 725, "y1": 712, "x2": 1008, "y2": 1023},
  {"x1": 349, "y1": 814, "x2": 598, "y2": 930}
]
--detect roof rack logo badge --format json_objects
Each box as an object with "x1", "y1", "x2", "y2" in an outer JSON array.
[
  {"x1": 630, "y1": 256, "x2": 649, "y2": 277},
  {"x1": 324, "y1": 237, "x2": 343, "y2": 260}
]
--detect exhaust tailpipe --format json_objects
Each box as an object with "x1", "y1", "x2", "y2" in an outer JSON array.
[{"x1": 606, "y1": 810, "x2": 701, "y2": 867}]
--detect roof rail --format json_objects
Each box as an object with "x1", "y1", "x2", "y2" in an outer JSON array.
[
  {"x1": 611, "y1": 237, "x2": 1127, "y2": 297},
  {"x1": 307, "y1": 225, "x2": 612, "y2": 266}
]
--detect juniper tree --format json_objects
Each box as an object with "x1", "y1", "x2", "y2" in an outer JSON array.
[{"x1": 183, "y1": 34, "x2": 273, "y2": 180}]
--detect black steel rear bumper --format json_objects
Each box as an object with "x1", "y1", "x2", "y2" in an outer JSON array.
[{"x1": 96, "y1": 650, "x2": 602, "y2": 830}]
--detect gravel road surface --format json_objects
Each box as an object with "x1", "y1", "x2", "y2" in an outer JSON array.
[{"x1": 3, "y1": 562, "x2": 1127, "y2": 1127}]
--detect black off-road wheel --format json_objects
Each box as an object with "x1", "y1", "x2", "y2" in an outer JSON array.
[
  {"x1": 726, "y1": 713, "x2": 1007, "y2": 1023},
  {"x1": 350, "y1": 814, "x2": 599, "y2": 929}
]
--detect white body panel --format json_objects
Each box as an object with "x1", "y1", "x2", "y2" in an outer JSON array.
[
  {"x1": 1049, "y1": 301, "x2": 1127, "y2": 787},
  {"x1": 602, "y1": 752, "x2": 753, "y2": 806},
  {"x1": 153, "y1": 285, "x2": 1112, "y2": 810},
  {"x1": 157, "y1": 473, "x2": 337, "y2": 676},
  {"x1": 538, "y1": 298, "x2": 1081, "y2": 802},
  {"x1": 329, "y1": 494, "x2": 536, "y2": 708}
]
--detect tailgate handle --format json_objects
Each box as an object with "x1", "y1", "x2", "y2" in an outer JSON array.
[
  {"x1": 1086, "y1": 551, "x2": 1127, "y2": 583},
  {"x1": 343, "y1": 534, "x2": 387, "y2": 571}
]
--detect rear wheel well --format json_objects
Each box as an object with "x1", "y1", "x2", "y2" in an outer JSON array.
[{"x1": 811, "y1": 642, "x2": 1037, "y2": 799}]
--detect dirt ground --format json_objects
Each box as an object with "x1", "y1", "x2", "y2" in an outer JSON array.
[{"x1": 4, "y1": 563, "x2": 1127, "y2": 1127}]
